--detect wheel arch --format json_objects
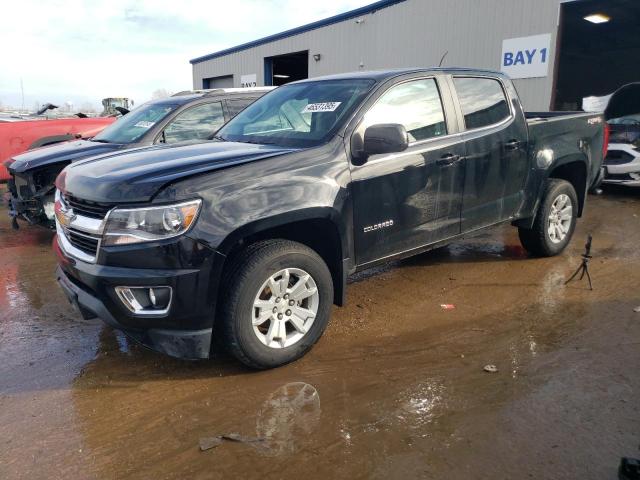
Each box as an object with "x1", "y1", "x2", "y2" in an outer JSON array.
[
  {"x1": 547, "y1": 157, "x2": 588, "y2": 217},
  {"x1": 217, "y1": 207, "x2": 348, "y2": 306}
]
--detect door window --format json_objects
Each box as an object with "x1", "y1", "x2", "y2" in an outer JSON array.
[
  {"x1": 226, "y1": 98, "x2": 255, "y2": 117},
  {"x1": 362, "y1": 78, "x2": 447, "y2": 142},
  {"x1": 453, "y1": 77, "x2": 511, "y2": 130},
  {"x1": 162, "y1": 102, "x2": 224, "y2": 144}
]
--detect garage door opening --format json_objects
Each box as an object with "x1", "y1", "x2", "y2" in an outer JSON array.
[
  {"x1": 264, "y1": 51, "x2": 308, "y2": 86},
  {"x1": 553, "y1": 0, "x2": 640, "y2": 110},
  {"x1": 203, "y1": 75, "x2": 234, "y2": 89}
]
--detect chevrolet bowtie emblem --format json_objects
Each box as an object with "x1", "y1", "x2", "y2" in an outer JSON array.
[
  {"x1": 56, "y1": 206, "x2": 76, "y2": 227},
  {"x1": 64, "y1": 208, "x2": 77, "y2": 224}
]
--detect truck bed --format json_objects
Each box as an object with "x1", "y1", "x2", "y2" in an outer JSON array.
[
  {"x1": 525, "y1": 111, "x2": 597, "y2": 123},
  {"x1": 525, "y1": 110, "x2": 605, "y2": 187}
]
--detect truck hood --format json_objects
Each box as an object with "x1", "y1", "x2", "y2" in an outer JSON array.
[
  {"x1": 57, "y1": 141, "x2": 297, "y2": 203},
  {"x1": 8, "y1": 140, "x2": 121, "y2": 174}
]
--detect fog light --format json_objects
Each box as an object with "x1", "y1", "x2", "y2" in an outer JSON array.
[
  {"x1": 149, "y1": 287, "x2": 171, "y2": 308},
  {"x1": 115, "y1": 286, "x2": 172, "y2": 315}
]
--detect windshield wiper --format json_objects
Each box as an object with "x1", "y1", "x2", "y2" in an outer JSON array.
[
  {"x1": 211, "y1": 135, "x2": 226, "y2": 142},
  {"x1": 91, "y1": 138, "x2": 110, "y2": 143},
  {"x1": 238, "y1": 139, "x2": 277, "y2": 145}
]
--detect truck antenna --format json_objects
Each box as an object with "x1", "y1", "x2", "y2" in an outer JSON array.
[{"x1": 438, "y1": 51, "x2": 448, "y2": 67}]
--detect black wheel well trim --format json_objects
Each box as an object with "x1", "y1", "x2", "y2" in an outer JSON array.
[
  {"x1": 217, "y1": 207, "x2": 348, "y2": 306},
  {"x1": 546, "y1": 156, "x2": 588, "y2": 217},
  {"x1": 513, "y1": 155, "x2": 588, "y2": 229}
]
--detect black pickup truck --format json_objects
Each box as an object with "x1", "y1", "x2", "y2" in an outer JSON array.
[
  {"x1": 5, "y1": 88, "x2": 272, "y2": 228},
  {"x1": 53, "y1": 68, "x2": 606, "y2": 369}
]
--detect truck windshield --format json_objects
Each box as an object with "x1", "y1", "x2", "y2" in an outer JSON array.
[
  {"x1": 92, "y1": 103, "x2": 178, "y2": 144},
  {"x1": 216, "y1": 79, "x2": 375, "y2": 148}
]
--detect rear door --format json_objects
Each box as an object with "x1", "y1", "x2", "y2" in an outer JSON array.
[
  {"x1": 349, "y1": 75, "x2": 465, "y2": 265},
  {"x1": 450, "y1": 76, "x2": 528, "y2": 231}
]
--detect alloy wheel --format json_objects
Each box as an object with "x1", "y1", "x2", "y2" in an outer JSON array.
[
  {"x1": 251, "y1": 268, "x2": 319, "y2": 349},
  {"x1": 547, "y1": 194, "x2": 573, "y2": 244}
]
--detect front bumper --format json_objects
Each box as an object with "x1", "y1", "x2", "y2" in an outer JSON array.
[{"x1": 54, "y1": 234, "x2": 225, "y2": 360}]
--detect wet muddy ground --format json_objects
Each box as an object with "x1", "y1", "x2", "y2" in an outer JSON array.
[{"x1": 1, "y1": 186, "x2": 639, "y2": 480}]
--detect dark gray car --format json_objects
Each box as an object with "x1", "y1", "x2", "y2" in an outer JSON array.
[{"x1": 6, "y1": 87, "x2": 273, "y2": 228}]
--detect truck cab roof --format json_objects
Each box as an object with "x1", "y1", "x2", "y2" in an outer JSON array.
[
  {"x1": 291, "y1": 67, "x2": 507, "y2": 84},
  {"x1": 165, "y1": 87, "x2": 275, "y2": 104}
]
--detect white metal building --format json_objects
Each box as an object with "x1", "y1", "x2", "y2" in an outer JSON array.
[{"x1": 190, "y1": 0, "x2": 640, "y2": 111}]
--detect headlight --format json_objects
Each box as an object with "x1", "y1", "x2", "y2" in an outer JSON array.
[{"x1": 103, "y1": 199, "x2": 202, "y2": 246}]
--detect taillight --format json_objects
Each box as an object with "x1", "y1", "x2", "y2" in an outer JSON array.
[{"x1": 603, "y1": 123, "x2": 610, "y2": 157}]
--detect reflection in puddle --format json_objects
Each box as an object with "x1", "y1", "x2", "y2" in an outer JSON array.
[
  {"x1": 115, "y1": 331, "x2": 131, "y2": 355},
  {"x1": 446, "y1": 239, "x2": 527, "y2": 261},
  {"x1": 509, "y1": 342, "x2": 520, "y2": 378},
  {"x1": 255, "y1": 382, "x2": 321, "y2": 456},
  {"x1": 398, "y1": 379, "x2": 445, "y2": 430},
  {"x1": 540, "y1": 267, "x2": 566, "y2": 316}
]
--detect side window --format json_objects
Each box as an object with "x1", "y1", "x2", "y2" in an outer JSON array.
[
  {"x1": 226, "y1": 98, "x2": 254, "y2": 118},
  {"x1": 162, "y1": 102, "x2": 224, "y2": 144},
  {"x1": 363, "y1": 78, "x2": 447, "y2": 142},
  {"x1": 453, "y1": 77, "x2": 511, "y2": 130}
]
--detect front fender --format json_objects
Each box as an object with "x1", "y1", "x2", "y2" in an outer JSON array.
[
  {"x1": 158, "y1": 140, "x2": 354, "y2": 258},
  {"x1": 212, "y1": 206, "x2": 347, "y2": 256}
]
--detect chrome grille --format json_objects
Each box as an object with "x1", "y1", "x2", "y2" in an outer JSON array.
[
  {"x1": 67, "y1": 229, "x2": 100, "y2": 256},
  {"x1": 64, "y1": 194, "x2": 113, "y2": 219},
  {"x1": 56, "y1": 191, "x2": 109, "y2": 263}
]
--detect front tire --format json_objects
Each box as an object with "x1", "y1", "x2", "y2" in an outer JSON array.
[
  {"x1": 219, "y1": 240, "x2": 333, "y2": 369},
  {"x1": 518, "y1": 179, "x2": 578, "y2": 257}
]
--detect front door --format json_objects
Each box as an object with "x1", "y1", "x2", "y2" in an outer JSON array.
[
  {"x1": 451, "y1": 76, "x2": 529, "y2": 231},
  {"x1": 350, "y1": 77, "x2": 465, "y2": 266}
]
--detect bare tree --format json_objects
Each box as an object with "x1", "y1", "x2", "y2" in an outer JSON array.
[
  {"x1": 151, "y1": 89, "x2": 171, "y2": 100},
  {"x1": 79, "y1": 102, "x2": 97, "y2": 114}
]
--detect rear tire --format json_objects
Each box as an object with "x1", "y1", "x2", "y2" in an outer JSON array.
[
  {"x1": 518, "y1": 179, "x2": 578, "y2": 257},
  {"x1": 219, "y1": 240, "x2": 333, "y2": 369}
]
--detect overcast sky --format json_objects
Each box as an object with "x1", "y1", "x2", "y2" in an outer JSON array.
[{"x1": 0, "y1": 0, "x2": 373, "y2": 111}]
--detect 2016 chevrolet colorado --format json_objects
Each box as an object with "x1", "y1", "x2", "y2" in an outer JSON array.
[{"x1": 53, "y1": 68, "x2": 606, "y2": 369}]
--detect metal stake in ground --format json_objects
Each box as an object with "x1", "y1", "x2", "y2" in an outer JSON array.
[{"x1": 565, "y1": 234, "x2": 593, "y2": 290}]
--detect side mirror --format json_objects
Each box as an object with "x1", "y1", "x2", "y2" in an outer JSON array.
[{"x1": 363, "y1": 123, "x2": 409, "y2": 156}]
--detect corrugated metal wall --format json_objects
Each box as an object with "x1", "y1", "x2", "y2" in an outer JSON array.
[{"x1": 192, "y1": 0, "x2": 562, "y2": 110}]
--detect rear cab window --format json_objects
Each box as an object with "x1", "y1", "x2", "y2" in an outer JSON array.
[{"x1": 453, "y1": 77, "x2": 511, "y2": 130}]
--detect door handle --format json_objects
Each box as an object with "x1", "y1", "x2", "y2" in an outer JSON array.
[
  {"x1": 436, "y1": 153, "x2": 462, "y2": 166},
  {"x1": 504, "y1": 139, "x2": 522, "y2": 151}
]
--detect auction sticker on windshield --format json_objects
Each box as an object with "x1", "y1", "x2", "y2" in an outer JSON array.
[{"x1": 302, "y1": 102, "x2": 342, "y2": 113}]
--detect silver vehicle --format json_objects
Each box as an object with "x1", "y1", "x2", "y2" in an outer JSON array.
[{"x1": 602, "y1": 83, "x2": 640, "y2": 187}]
